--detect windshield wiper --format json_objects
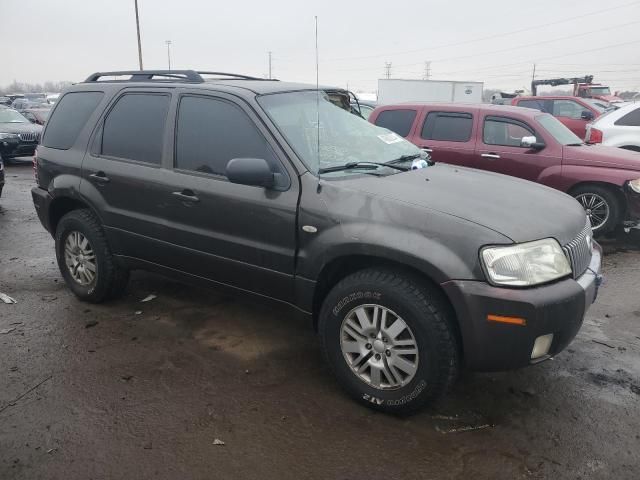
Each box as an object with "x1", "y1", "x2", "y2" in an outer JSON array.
[
  {"x1": 318, "y1": 161, "x2": 409, "y2": 174},
  {"x1": 565, "y1": 143, "x2": 584, "y2": 146}
]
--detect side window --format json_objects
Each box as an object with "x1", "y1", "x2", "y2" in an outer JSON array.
[
  {"x1": 614, "y1": 108, "x2": 640, "y2": 127},
  {"x1": 483, "y1": 117, "x2": 535, "y2": 147},
  {"x1": 552, "y1": 100, "x2": 584, "y2": 120},
  {"x1": 41, "y1": 91, "x2": 104, "y2": 150},
  {"x1": 421, "y1": 112, "x2": 473, "y2": 142},
  {"x1": 517, "y1": 99, "x2": 551, "y2": 113},
  {"x1": 373, "y1": 109, "x2": 417, "y2": 137},
  {"x1": 101, "y1": 93, "x2": 170, "y2": 164},
  {"x1": 175, "y1": 96, "x2": 279, "y2": 177}
]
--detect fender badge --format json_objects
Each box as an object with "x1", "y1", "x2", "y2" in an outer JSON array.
[{"x1": 302, "y1": 225, "x2": 318, "y2": 233}]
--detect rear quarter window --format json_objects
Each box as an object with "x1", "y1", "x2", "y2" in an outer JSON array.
[
  {"x1": 421, "y1": 112, "x2": 473, "y2": 142},
  {"x1": 42, "y1": 91, "x2": 104, "y2": 150},
  {"x1": 373, "y1": 109, "x2": 417, "y2": 137},
  {"x1": 614, "y1": 108, "x2": 640, "y2": 127}
]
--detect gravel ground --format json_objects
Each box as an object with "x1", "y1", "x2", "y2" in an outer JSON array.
[{"x1": 1, "y1": 161, "x2": 639, "y2": 479}]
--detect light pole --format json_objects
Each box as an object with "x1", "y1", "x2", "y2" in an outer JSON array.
[
  {"x1": 134, "y1": 0, "x2": 144, "y2": 70},
  {"x1": 165, "y1": 40, "x2": 172, "y2": 70}
]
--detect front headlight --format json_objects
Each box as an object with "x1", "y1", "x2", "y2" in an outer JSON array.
[
  {"x1": 629, "y1": 178, "x2": 640, "y2": 194},
  {"x1": 481, "y1": 238, "x2": 571, "y2": 287},
  {"x1": 0, "y1": 132, "x2": 19, "y2": 140}
]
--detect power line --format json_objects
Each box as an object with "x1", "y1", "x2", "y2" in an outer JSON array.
[
  {"x1": 324, "y1": 0, "x2": 640, "y2": 62},
  {"x1": 336, "y1": 20, "x2": 640, "y2": 72}
]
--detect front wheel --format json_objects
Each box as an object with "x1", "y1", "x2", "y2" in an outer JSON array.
[
  {"x1": 571, "y1": 185, "x2": 621, "y2": 235},
  {"x1": 318, "y1": 268, "x2": 459, "y2": 414}
]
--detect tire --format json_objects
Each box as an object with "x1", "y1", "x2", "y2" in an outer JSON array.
[
  {"x1": 571, "y1": 184, "x2": 621, "y2": 235},
  {"x1": 55, "y1": 209, "x2": 129, "y2": 303},
  {"x1": 318, "y1": 268, "x2": 459, "y2": 414}
]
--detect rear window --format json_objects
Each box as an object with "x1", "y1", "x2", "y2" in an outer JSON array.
[
  {"x1": 374, "y1": 109, "x2": 416, "y2": 137},
  {"x1": 42, "y1": 92, "x2": 104, "y2": 149},
  {"x1": 421, "y1": 112, "x2": 473, "y2": 142},
  {"x1": 614, "y1": 107, "x2": 640, "y2": 127},
  {"x1": 101, "y1": 93, "x2": 170, "y2": 164}
]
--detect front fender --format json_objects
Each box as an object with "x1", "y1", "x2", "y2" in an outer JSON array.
[{"x1": 559, "y1": 165, "x2": 638, "y2": 191}]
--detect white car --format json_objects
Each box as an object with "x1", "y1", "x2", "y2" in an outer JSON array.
[{"x1": 585, "y1": 102, "x2": 640, "y2": 152}]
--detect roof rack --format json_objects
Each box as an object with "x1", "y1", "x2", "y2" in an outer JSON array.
[{"x1": 84, "y1": 70, "x2": 274, "y2": 83}]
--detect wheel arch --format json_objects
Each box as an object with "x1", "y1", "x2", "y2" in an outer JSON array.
[
  {"x1": 567, "y1": 180, "x2": 626, "y2": 211},
  {"x1": 48, "y1": 196, "x2": 100, "y2": 236},
  {"x1": 311, "y1": 254, "x2": 464, "y2": 357}
]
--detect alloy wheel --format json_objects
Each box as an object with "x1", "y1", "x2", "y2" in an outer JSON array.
[
  {"x1": 340, "y1": 304, "x2": 419, "y2": 390},
  {"x1": 576, "y1": 193, "x2": 610, "y2": 231},
  {"x1": 64, "y1": 231, "x2": 97, "y2": 285}
]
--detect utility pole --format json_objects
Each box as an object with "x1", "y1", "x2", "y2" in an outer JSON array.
[
  {"x1": 531, "y1": 63, "x2": 536, "y2": 83},
  {"x1": 423, "y1": 61, "x2": 432, "y2": 80},
  {"x1": 384, "y1": 62, "x2": 392, "y2": 79},
  {"x1": 268, "y1": 51, "x2": 272, "y2": 79},
  {"x1": 134, "y1": 0, "x2": 144, "y2": 70},
  {"x1": 165, "y1": 40, "x2": 172, "y2": 70}
]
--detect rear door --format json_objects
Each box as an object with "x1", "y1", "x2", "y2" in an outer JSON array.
[
  {"x1": 411, "y1": 108, "x2": 477, "y2": 167},
  {"x1": 80, "y1": 89, "x2": 173, "y2": 262},
  {"x1": 475, "y1": 114, "x2": 561, "y2": 186},
  {"x1": 159, "y1": 91, "x2": 299, "y2": 302}
]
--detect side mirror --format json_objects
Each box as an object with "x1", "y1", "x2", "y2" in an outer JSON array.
[
  {"x1": 580, "y1": 110, "x2": 594, "y2": 121},
  {"x1": 520, "y1": 135, "x2": 545, "y2": 150},
  {"x1": 226, "y1": 158, "x2": 274, "y2": 188}
]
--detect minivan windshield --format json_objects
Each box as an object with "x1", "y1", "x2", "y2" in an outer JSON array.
[
  {"x1": 536, "y1": 114, "x2": 583, "y2": 145},
  {"x1": 258, "y1": 91, "x2": 421, "y2": 174}
]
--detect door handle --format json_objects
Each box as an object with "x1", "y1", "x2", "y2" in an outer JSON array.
[
  {"x1": 481, "y1": 153, "x2": 500, "y2": 159},
  {"x1": 172, "y1": 190, "x2": 200, "y2": 203},
  {"x1": 89, "y1": 172, "x2": 110, "y2": 184},
  {"x1": 421, "y1": 147, "x2": 433, "y2": 153}
]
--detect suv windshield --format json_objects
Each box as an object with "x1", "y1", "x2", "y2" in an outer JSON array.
[
  {"x1": 0, "y1": 109, "x2": 29, "y2": 123},
  {"x1": 581, "y1": 99, "x2": 606, "y2": 113},
  {"x1": 536, "y1": 114, "x2": 583, "y2": 145},
  {"x1": 258, "y1": 91, "x2": 420, "y2": 174}
]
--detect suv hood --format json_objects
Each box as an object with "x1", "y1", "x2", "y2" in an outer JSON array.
[
  {"x1": 340, "y1": 164, "x2": 586, "y2": 245},
  {"x1": 0, "y1": 122, "x2": 42, "y2": 134},
  {"x1": 563, "y1": 144, "x2": 640, "y2": 171}
]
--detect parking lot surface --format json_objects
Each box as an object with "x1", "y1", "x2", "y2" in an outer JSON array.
[{"x1": 1, "y1": 161, "x2": 639, "y2": 479}]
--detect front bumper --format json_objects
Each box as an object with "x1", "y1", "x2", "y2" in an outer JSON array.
[
  {"x1": 0, "y1": 137, "x2": 38, "y2": 159},
  {"x1": 442, "y1": 243, "x2": 602, "y2": 371}
]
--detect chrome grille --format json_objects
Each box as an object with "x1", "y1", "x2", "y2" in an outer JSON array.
[
  {"x1": 19, "y1": 132, "x2": 39, "y2": 142},
  {"x1": 563, "y1": 219, "x2": 593, "y2": 279}
]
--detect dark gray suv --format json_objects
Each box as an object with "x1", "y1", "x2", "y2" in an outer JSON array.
[{"x1": 32, "y1": 70, "x2": 602, "y2": 413}]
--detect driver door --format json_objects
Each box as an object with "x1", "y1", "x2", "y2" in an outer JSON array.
[{"x1": 474, "y1": 115, "x2": 560, "y2": 185}]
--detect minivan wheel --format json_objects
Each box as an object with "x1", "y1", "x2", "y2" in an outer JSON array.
[
  {"x1": 319, "y1": 268, "x2": 459, "y2": 414},
  {"x1": 571, "y1": 185, "x2": 620, "y2": 235},
  {"x1": 55, "y1": 209, "x2": 129, "y2": 303}
]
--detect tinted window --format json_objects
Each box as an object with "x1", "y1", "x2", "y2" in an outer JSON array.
[
  {"x1": 517, "y1": 99, "x2": 551, "y2": 113},
  {"x1": 175, "y1": 96, "x2": 278, "y2": 176},
  {"x1": 421, "y1": 112, "x2": 472, "y2": 142},
  {"x1": 101, "y1": 93, "x2": 169, "y2": 164},
  {"x1": 614, "y1": 107, "x2": 640, "y2": 127},
  {"x1": 374, "y1": 109, "x2": 416, "y2": 137},
  {"x1": 42, "y1": 91, "x2": 103, "y2": 149},
  {"x1": 483, "y1": 117, "x2": 536, "y2": 147}
]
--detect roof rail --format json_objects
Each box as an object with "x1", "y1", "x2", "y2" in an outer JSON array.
[
  {"x1": 84, "y1": 70, "x2": 205, "y2": 83},
  {"x1": 197, "y1": 71, "x2": 270, "y2": 81},
  {"x1": 84, "y1": 70, "x2": 275, "y2": 83}
]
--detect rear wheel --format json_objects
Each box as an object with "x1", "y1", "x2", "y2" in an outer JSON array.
[
  {"x1": 319, "y1": 268, "x2": 459, "y2": 414},
  {"x1": 571, "y1": 185, "x2": 621, "y2": 235},
  {"x1": 55, "y1": 209, "x2": 129, "y2": 303}
]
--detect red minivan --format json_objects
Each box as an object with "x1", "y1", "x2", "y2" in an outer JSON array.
[{"x1": 370, "y1": 103, "x2": 640, "y2": 234}]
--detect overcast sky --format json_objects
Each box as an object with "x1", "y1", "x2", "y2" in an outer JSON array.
[{"x1": 1, "y1": 0, "x2": 639, "y2": 92}]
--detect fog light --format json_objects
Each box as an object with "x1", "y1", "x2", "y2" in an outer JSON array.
[{"x1": 531, "y1": 334, "x2": 554, "y2": 359}]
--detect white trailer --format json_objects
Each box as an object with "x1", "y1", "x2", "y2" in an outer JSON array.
[{"x1": 377, "y1": 79, "x2": 484, "y2": 104}]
